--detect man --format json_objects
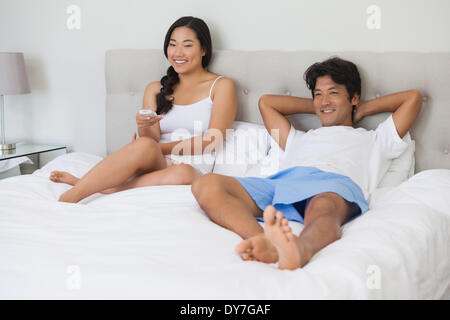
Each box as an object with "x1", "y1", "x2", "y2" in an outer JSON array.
[{"x1": 191, "y1": 57, "x2": 422, "y2": 270}]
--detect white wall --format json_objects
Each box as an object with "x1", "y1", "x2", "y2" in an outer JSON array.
[{"x1": 1, "y1": 0, "x2": 449, "y2": 156}]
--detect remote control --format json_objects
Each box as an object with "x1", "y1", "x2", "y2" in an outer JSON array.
[{"x1": 139, "y1": 109, "x2": 157, "y2": 118}]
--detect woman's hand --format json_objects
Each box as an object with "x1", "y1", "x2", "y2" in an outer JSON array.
[{"x1": 136, "y1": 112, "x2": 163, "y2": 129}]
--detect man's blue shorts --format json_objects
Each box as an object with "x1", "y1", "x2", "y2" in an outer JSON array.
[{"x1": 233, "y1": 166, "x2": 369, "y2": 224}]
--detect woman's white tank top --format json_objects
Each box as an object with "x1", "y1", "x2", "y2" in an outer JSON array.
[{"x1": 159, "y1": 75, "x2": 223, "y2": 143}]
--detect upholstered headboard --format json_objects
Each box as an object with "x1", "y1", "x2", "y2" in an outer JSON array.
[{"x1": 105, "y1": 49, "x2": 450, "y2": 172}]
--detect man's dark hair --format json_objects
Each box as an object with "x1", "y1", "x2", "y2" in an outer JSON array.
[{"x1": 303, "y1": 56, "x2": 361, "y2": 104}]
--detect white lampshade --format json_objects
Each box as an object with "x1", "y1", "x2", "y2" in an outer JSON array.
[
  {"x1": 0, "y1": 52, "x2": 31, "y2": 151},
  {"x1": 0, "y1": 52, "x2": 30, "y2": 95}
]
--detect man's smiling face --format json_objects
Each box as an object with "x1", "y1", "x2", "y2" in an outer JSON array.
[{"x1": 313, "y1": 75, "x2": 359, "y2": 127}]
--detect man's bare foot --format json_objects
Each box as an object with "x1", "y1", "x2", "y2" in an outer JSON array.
[
  {"x1": 235, "y1": 233, "x2": 278, "y2": 264},
  {"x1": 263, "y1": 205, "x2": 311, "y2": 270},
  {"x1": 50, "y1": 171, "x2": 79, "y2": 186}
]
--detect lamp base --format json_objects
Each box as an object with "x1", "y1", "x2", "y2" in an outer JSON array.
[{"x1": 0, "y1": 143, "x2": 16, "y2": 151}]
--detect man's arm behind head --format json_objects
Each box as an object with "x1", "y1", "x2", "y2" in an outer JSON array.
[{"x1": 354, "y1": 90, "x2": 423, "y2": 138}]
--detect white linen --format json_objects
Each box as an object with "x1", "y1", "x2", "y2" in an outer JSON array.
[
  {"x1": 377, "y1": 132, "x2": 415, "y2": 188},
  {"x1": 213, "y1": 121, "x2": 271, "y2": 177},
  {"x1": 0, "y1": 153, "x2": 448, "y2": 299}
]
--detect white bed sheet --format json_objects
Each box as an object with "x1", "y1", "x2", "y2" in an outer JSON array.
[{"x1": 0, "y1": 152, "x2": 449, "y2": 299}]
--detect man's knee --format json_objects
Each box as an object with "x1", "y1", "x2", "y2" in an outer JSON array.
[
  {"x1": 191, "y1": 173, "x2": 222, "y2": 204},
  {"x1": 307, "y1": 193, "x2": 339, "y2": 211},
  {"x1": 304, "y1": 192, "x2": 346, "y2": 225}
]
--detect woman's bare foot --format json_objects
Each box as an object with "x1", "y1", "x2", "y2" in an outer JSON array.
[
  {"x1": 50, "y1": 171, "x2": 120, "y2": 195},
  {"x1": 263, "y1": 205, "x2": 311, "y2": 270},
  {"x1": 235, "y1": 233, "x2": 278, "y2": 264},
  {"x1": 58, "y1": 187, "x2": 83, "y2": 203},
  {"x1": 49, "y1": 171, "x2": 79, "y2": 186}
]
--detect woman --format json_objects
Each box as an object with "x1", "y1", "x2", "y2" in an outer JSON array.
[{"x1": 50, "y1": 16, "x2": 237, "y2": 203}]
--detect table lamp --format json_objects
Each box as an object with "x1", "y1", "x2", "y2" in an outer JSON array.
[{"x1": 0, "y1": 52, "x2": 31, "y2": 151}]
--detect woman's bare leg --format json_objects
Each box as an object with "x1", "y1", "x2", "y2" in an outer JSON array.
[
  {"x1": 51, "y1": 162, "x2": 201, "y2": 195},
  {"x1": 58, "y1": 137, "x2": 167, "y2": 203},
  {"x1": 106, "y1": 163, "x2": 202, "y2": 193},
  {"x1": 50, "y1": 170, "x2": 135, "y2": 194}
]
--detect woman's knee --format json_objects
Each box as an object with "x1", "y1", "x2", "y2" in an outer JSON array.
[
  {"x1": 126, "y1": 137, "x2": 163, "y2": 167},
  {"x1": 165, "y1": 163, "x2": 198, "y2": 185},
  {"x1": 128, "y1": 137, "x2": 159, "y2": 156}
]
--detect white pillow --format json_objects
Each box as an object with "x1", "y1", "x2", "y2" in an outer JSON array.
[
  {"x1": 377, "y1": 132, "x2": 415, "y2": 188},
  {"x1": 42, "y1": 126, "x2": 412, "y2": 188},
  {"x1": 212, "y1": 121, "x2": 271, "y2": 177},
  {"x1": 244, "y1": 133, "x2": 284, "y2": 177}
]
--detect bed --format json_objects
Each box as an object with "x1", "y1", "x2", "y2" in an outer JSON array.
[{"x1": 0, "y1": 50, "x2": 449, "y2": 299}]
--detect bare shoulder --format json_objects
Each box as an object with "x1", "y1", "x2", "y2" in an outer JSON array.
[
  {"x1": 142, "y1": 81, "x2": 161, "y2": 110},
  {"x1": 210, "y1": 76, "x2": 236, "y2": 98},
  {"x1": 214, "y1": 76, "x2": 235, "y2": 88},
  {"x1": 145, "y1": 81, "x2": 161, "y2": 95}
]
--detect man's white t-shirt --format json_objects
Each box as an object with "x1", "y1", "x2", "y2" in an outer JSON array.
[{"x1": 279, "y1": 115, "x2": 409, "y2": 200}]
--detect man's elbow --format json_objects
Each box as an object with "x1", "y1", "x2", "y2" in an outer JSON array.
[
  {"x1": 258, "y1": 94, "x2": 270, "y2": 111},
  {"x1": 409, "y1": 89, "x2": 423, "y2": 109}
]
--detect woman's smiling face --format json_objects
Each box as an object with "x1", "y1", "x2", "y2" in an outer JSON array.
[{"x1": 167, "y1": 26, "x2": 205, "y2": 74}]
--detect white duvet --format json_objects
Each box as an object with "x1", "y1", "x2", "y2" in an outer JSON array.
[{"x1": 0, "y1": 152, "x2": 449, "y2": 299}]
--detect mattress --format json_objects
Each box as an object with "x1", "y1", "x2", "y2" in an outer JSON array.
[{"x1": 0, "y1": 152, "x2": 449, "y2": 299}]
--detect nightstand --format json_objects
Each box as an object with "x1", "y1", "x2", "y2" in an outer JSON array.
[{"x1": 0, "y1": 143, "x2": 67, "y2": 178}]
